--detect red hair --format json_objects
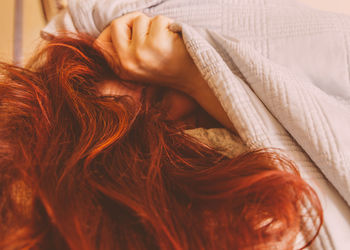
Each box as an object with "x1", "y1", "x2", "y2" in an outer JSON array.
[{"x1": 0, "y1": 34, "x2": 322, "y2": 249}]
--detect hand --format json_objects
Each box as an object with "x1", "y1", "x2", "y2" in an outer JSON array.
[
  {"x1": 95, "y1": 12, "x2": 236, "y2": 132},
  {"x1": 94, "y1": 12, "x2": 201, "y2": 95}
]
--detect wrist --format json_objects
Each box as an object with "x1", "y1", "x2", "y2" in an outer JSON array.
[{"x1": 182, "y1": 67, "x2": 207, "y2": 98}]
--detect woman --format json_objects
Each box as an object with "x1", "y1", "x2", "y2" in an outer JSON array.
[{"x1": 0, "y1": 12, "x2": 322, "y2": 249}]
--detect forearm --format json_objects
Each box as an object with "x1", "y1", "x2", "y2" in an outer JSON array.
[{"x1": 187, "y1": 72, "x2": 236, "y2": 133}]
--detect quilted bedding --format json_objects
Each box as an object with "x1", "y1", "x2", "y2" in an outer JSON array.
[{"x1": 41, "y1": 0, "x2": 350, "y2": 248}]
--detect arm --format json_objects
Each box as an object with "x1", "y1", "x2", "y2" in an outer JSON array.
[
  {"x1": 95, "y1": 12, "x2": 235, "y2": 132},
  {"x1": 186, "y1": 70, "x2": 236, "y2": 132}
]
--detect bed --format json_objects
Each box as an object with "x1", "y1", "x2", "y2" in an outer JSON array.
[{"x1": 39, "y1": 0, "x2": 350, "y2": 249}]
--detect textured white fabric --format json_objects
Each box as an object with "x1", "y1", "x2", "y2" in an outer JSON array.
[{"x1": 41, "y1": 0, "x2": 350, "y2": 248}]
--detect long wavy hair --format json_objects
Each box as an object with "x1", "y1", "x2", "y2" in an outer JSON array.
[{"x1": 0, "y1": 34, "x2": 322, "y2": 249}]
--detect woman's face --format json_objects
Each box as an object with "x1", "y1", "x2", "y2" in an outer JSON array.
[{"x1": 98, "y1": 79, "x2": 198, "y2": 121}]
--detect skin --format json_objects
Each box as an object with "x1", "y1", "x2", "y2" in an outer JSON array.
[
  {"x1": 98, "y1": 79, "x2": 199, "y2": 120},
  {"x1": 95, "y1": 12, "x2": 235, "y2": 131}
]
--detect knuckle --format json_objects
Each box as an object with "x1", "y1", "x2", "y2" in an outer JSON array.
[
  {"x1": 110, "y1": 19, "x2": 120, "y2": 28},
  {"x1": 152, "y1": 15, "x2": 165, "y2": 22},
  {"x1": 134, "y1": 15, "x2": 143, "y2": 21},
  {"x1": 153, "y1": 14, "x2": 172, "y2": 23},
  {"x1": 130, "y1": 11, "x2": 148, "y2": 20},
  {"x1": 135, "y1": 14, "x2": 149, "y2": 22}
]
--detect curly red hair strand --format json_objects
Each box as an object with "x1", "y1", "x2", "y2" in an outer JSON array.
[{"x1": 0, "y1": 34, "x2": 322, "y2": 249}]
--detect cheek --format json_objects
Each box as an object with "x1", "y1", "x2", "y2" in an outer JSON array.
[{"x1": 162, "y1": 90, "x2": 198, "y2": 120}]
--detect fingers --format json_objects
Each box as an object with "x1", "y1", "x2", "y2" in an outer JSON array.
[
  {"x1": 104, "y1": 12, "x2": 175, "y2": 52},
  {"x1": 110, "y1": 12, "x2": 174, "y2": 49},
  {"x1": 131, "y1": 14, "x2": 151, "y2": 45},
  {"x1": 109, "y1": 12, "x2": 144, "y2": 51},
  {"x1": 94, "y1": 26, "x2": 115, "y2": 57},
  {"x1": 95, "y1": 25, "x2": 112, "y2": 44},
  {"x1": 94, "y1": 26, "x2": 120, "y2": 68},
  {"x1": 94, "y1": 12, "x2": 180, "y2": 84},
  {"x1": 94, "y1": 26, "x2": 114, "y2": 59},
  {"x1": 148, "y1": 15, "x2": 175, "y2": 40}
]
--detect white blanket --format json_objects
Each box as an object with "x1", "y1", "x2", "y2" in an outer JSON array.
[{"x1": 42, "y1": 0, "x2": 350, "y2": 248}]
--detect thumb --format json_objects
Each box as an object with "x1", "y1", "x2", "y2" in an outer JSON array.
[{"x1": 94, "y1": 26, "x2": 121, "y2": 74}]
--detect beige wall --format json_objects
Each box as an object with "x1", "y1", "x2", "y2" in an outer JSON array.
[
  {"x1": 0, "y1": 0, "x2": 350, "y2": 64},
  {"x1": 297, "y1": 0, "x2": 350, "y2": 14},
  {"x1": 0, "y1": 0, "x2": 15, "y2": 62},
  {"x1": 22, "y1": 0, "x2": 46, "y2": 62},
  {"x1": 0, "y1": 0, "x2": 45, "y2": 63}
]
